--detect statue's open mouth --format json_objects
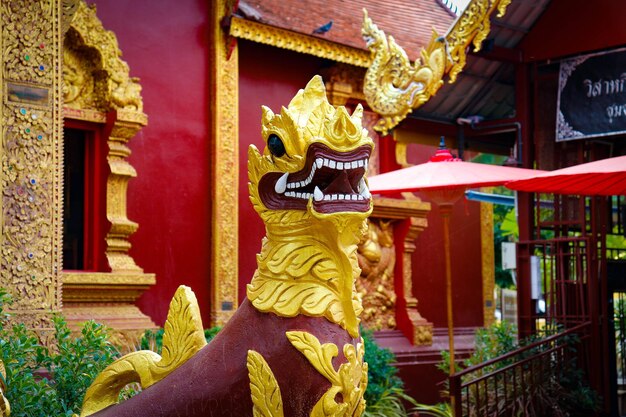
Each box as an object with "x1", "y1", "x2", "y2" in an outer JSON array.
[{"x1": 259, "y1": 143, "x2": 372, "y2": 214}]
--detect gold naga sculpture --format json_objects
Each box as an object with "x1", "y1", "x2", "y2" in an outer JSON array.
[
  {"x1": 362, "y1": 0, "x2": 511, "y2": 135},
  {"x1": 78, "y1": 75, "x2": 373, "y2": 417}
]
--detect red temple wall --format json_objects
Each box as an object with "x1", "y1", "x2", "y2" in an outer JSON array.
[
  {"x1": 86, "y1": 0, "x2": 213, "y2": 326},
  {"x1": 521, "y1": 0, "x2": 626, "y2": 62}
]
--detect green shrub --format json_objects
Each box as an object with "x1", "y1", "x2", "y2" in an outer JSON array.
[
  {"x1": 362, "y1": 327, "x2": 415, "y2": 417},
  {"x1": 42, "y1": 317, "x2": 120, "y2": 414},
  {"x1": 437, "y1": 320, "x2": 517, "y2": 376},
  {"x1": 0, "y1": 289, "x2": 120, "y2": 417}
]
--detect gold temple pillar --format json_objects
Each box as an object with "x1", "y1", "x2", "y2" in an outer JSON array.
[
  {"x1": 0, "y1": 0, "x2": 64, "y2": 343},
  {"x1": 209, "y1": 0, "x2": 239, "y2": 326}
]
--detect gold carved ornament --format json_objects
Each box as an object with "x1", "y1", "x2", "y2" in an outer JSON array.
[
  {"x1": 247, "y1": 75, "x2": 375, "y2": 338},
  {"x1": 1, "y1": 0, "x2": 64, "y2": 341},
  {"x1": 64, "y1": 1, "x2": 143, "y2": 113},
  {"x1": 361, "y1": 0, "x2": 511, "y2": 135},
  {"x1": 356, "y1": 219, "x2": 397, "y2": 329},
  {"x1": 210, "y1": 0, "x2": 239, "y2": 326},
  {"x1": 246, "y1": 350, "x2": 284, "y2": 417},
  {"x1": 247, "y1": 332, "x2": 367, "y2": 417},
  {"x1": 63, "y1": 0, "x2": 147, "y2": 273},
  {"x1": 78, "y1": 286, "x2": 206, "y2": 417}
]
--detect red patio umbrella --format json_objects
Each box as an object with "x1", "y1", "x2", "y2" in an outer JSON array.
[
  {"x1": 506, "y1": 155, "x2": 626, "y2": 196},
  {"x1": 368, "y1": 139, "x2": 544, "y2": 378}
]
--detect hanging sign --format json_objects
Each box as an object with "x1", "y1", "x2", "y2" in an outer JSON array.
[{"x1": 556, "y1": 48, "x2": 626, "y2": 141}]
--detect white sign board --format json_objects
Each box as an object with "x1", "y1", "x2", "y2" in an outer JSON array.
[{"x1": 501, "y1": 242, "x2": 517, "y2": 270}]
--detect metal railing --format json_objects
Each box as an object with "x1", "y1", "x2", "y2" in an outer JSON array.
[{"x1": 449, "y1": 322, "x2": 591, "y2": 417}]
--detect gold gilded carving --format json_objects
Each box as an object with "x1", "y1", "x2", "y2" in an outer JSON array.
[
  {"x1": 62, "y1": 32, "x2": 104, "y2": 112},
  {"x1": 246, "y1": 332, "x2": 367, "y2": 417},
  {"x1": 79, "y1": 286, "x2": 207, "y2": 417},
  {"x1": 480, "y1": 199, "x2": 495, "y2": 326},
  {"x1": 1, "y1": 0, "x2": 63, "y2": 333},
  {"x1": 64, "y1": 1, "x2": 143, "y2": 112},
  {"x1": 0, "y1": 360, "x2": 9, "y2": 417},
  {"x1": 403, "y1": 217, "x2": 433, "y2": 345},
  {"x1": 210, "y1": 0, "x2": 239, "y2": 326},
  {"x1": 104, "y1": 111, "x2": 147, "y2": 272},
  {"x1": 247, "y1": 350, "x2": 285, "y2": 417},
  {"x1": 357, "y1": 219, "x2": 397, "y2": 329},
  {"x1": 287, "y1": 331, "x2": 367, "y2": 416},
  {"x1": 247, "y1": 76, "x2": 374, "y2": 338},
  {"x1": 61, "y1": 0, "x2": 79, "y2": 34},
  {"x1": 230, "y1": 17, "x2": 371, "y2": 68},
  {"x1": 361, "y1": 0, "x2": 511, "y2": 135}
]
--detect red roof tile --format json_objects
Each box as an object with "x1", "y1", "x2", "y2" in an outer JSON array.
[{"x1": 238, "y1": 0, "x2": 456, "y2": 61}]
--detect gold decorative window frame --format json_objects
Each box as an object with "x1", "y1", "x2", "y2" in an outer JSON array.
[{"x1": 60, "y1": 0, "x2": 155, "y2": 342}]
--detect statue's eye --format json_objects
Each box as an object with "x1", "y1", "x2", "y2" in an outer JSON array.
[{"x1": 268, "y1": 134, "x2": 286, "y2": 157}]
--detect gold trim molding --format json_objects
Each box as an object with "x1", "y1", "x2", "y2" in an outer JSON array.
[
  {"x1": 210, "y1": 0, "x2": 239, "y2": 326},
  {"x1": 62, "y1": 271, "x2": 155, "y2": 302},
  {"x1": 230, "y1": 17, "x2": 371, "y2": 68},
  {"x1": 362, "y1": 0, "x2": 511, "y2": 135}
]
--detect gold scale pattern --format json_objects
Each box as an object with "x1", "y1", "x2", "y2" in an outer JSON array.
[{"x1": 1, "y1": 0, "x2": 63, "y2": 341}]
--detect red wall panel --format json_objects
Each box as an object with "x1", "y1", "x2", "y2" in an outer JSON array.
[
  {"x1": 86, "y1": 0, "x2": 212, "y2": 326},
  {"x1": 411, "y1": 197, "x2": 484, "y2": 327},
  {"x1": 522, "y1": 0, "x2": 626, "y2": 62}
]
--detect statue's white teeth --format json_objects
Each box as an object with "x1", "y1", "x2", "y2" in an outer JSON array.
[
  {"x1": 314, "y1": 186, "x2": 324, "y2": 202},
  {"x1": 275, "y1": 172, "x2": 289, "y2": 194},
  {"x1": 358, "y1": 178, "x2": 371, "y2": 199},
  {"x1": 315, "y1": 158, "x2": 323, "y2": 169}
]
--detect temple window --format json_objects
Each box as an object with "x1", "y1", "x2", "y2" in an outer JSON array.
[{"x1": 62, "y1": 123, "x2": 107, "y2": 271}]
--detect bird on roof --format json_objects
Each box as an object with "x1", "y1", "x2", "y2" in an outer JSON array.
[{"x1": 312, "y1": 19, "x2": 333, "y2": 35}]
